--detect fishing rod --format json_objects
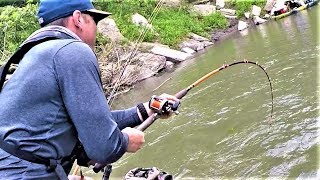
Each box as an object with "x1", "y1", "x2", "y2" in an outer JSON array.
[
  {"x1": 93, "y1": 59, "x2": 274, "y2": 173},
  {"x1": 137, "y1": 60, "x2": 274, "y2": 131}
]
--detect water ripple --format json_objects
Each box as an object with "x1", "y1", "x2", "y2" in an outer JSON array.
[
  {"x1": 266, "y1": 131, "x2": 318, "y2": 158},
  {"x1": 268, "y1": 156, "x2": 307, "y2": 177}
]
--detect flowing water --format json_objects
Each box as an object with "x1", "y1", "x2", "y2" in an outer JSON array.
[{"x1": 85, "y1": 6, "x2": 319, "y2": 179}]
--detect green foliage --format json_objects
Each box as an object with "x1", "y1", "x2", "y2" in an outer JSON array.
[
  {"x1": 0, "y1": 2, "x2": 38, "y2": 62},
  {"x1": 94, "y1": 0, "x2": 158, "y2": 42},
  {"x1": 202, "y1": 12, "x2": 228, "y2": 30},
  {"x1": 0, "y1": 0, "x2": 26, "y2": 7},
  {"x1": 94, "y1": 0, "x2": 228, "y2": 48},
  {"x1": 0, "y1": 0, "x2": 229, "y2": 63},
  {"x1": 0, "y1": 0, "x2": 38, "y2": 7},
  {"x1": 230, "y1": 0, "x2": 267, "y2": 18},
  {"x1": 153, "y1": 7, "x2": 192, "y2": 47}
]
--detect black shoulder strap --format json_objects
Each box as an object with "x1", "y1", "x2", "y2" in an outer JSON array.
[
  {"x1": 0, "y1": 28, "x2": 76, "y2": 92},
  {"x1": 0, "y1": 37, "x2": 57, "y2": 92}
]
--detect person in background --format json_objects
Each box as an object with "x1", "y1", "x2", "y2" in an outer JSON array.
[
  {"x1": 285, "y1": 0, "x2": 305, "y2": 11},
  {"x1": 0, "y1": 0, "x2": 179, "y2": 179}
]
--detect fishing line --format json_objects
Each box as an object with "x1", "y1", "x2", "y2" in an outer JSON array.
[{"x1": 107, "y1": 0, "x2": 164, "y2": 105}]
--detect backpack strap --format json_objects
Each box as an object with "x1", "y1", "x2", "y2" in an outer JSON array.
[
  {"x1": 0, "y1": 37, "x2": 57, "y2": 92},
  {"x1": 0, "y1": 27, "x2": 76, "y2": 92}
]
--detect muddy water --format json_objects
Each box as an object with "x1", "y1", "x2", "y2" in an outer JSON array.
[{"x1": 85, "y1": 5, "x2": 319, "y2": 179}]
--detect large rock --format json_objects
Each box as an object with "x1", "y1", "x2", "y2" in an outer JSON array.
[
  {"x1": 223, "y1": 14, "x2": 237, "y2": 19},
  {"x1": 251, "y1": 5, "x2": 262, "y2": 16},
  {"x1": 165, "y1": 61, "x2": 175, "y2": 70},
  {"x1": 188, "y1": 33, "x2": 209, "y2": 42},
  {"x1": 151, "y1": 46, "x2": 192, "y2": 63},
  {"x1": 192, "y1": 5, "x2": 216, "y2": 16},
  {"x1": 100, "y1": 53, "x2": 167, "y2": 85},
  {"x1": 216, "y1": 0, "x2": 225, "y2": 9},
  {"x1": 244, "y1": 12, "x2": 251, "y2": 19},
  {"x1": 179, "y1": 39, "x2": 205, "y2": 51},
  {"x1": 238, "y1": 20, "x2": 248, "y2": 31},
  {"x1": 202, "y1": 41, "x2": 214, "y2": 47},
  {"x1": 181, "y1": 47, "x2": 196, "y2": 54},
  {"x1": 139, "y1": 42, "x2": 169, "y2": 52},
  {"x1": 132, "y1": 13, "x2": 152, "y2": 29},
  {"x1": 253, "y1": 16, "x2": 267, "y2": 25},
  {"x1": 220, "y1": 8, "x2": 236, "y2": 16},
  {"x1": 134, "y1": 53, "x2": 167, "y2": 81},
  {"x1": 97, "y1": 18, "x2": 124, "y2": 43}
]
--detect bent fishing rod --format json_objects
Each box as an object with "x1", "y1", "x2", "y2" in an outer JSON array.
[
  {"x1": 137, "y1": 59, "x2": 274, "y2": 131},
  {"x1": 93, "y1": 59, "x2": 274, "y2": 173}
]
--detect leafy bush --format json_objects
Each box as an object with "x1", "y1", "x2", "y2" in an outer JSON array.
[
  {"x1": 0, "y1": 2, "x2": 38, "y2": 62},
  {"x1": 0, "y1": 0, "x2": 27, "y2": 7}
]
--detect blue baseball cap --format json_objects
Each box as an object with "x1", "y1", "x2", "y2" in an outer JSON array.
[{"x1": 37, "y1": 0, "x2": 112, "y2": 27}]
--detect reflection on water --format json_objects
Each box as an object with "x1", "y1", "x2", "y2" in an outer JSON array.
[{"x1": 84, "y1": 6, "x2": 319, "y2": 179}]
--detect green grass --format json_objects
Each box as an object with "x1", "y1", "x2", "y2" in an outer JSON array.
[
  {"x1": 95, "y1": 0, "x2": 228, "y2": 48},
  {"x1": 0, "y1": 3, "x2": 38, "y2": 56},
  {"x1": 230, "y1": 0, "x2": 267, "y2": 18}
]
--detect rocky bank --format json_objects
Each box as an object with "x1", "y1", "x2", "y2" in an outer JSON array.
[{"x1": 96, "y1": 0, "x2": 271, "y2": 98}]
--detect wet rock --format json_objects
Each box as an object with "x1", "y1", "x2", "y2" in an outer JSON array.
[
  {"x1": 264, "y1": 14, "x2": 271, "y2": 19},
  {"x1": 253, "y1": 16, "x2": 267, "y2": 25},
  {"x1": 238, "y1": 20, "x2": 248, "y2": 31},
  {"x1": 165, "y1": 61, "x2": 175, "y2": 70},
  {"x1": 134, "y1": 53, "x2": 167, "y2": 81}
]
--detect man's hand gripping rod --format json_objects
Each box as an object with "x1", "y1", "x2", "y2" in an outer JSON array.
[{"x1": 93, "y1": 89, "x2": 187, "y2": 173}]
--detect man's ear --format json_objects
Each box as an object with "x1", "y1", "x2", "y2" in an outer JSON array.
[{"x1": 72, "y1": 10, "x2": 83, "y2": 28}]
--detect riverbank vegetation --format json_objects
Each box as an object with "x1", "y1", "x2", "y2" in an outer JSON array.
[
  {"x1": 95, "y1": 1, "x2": 228, "y2": 47},
  {"x1": 229, "y1": 0, "x2": 267, "y2": 18},
  {"x1": 0, "y1": 0, "x2": 230, "y2": 64}
]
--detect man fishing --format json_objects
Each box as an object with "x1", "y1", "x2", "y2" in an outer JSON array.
[{"x1": 0, "y1": 0, "x2": 179, "y2": 179}]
